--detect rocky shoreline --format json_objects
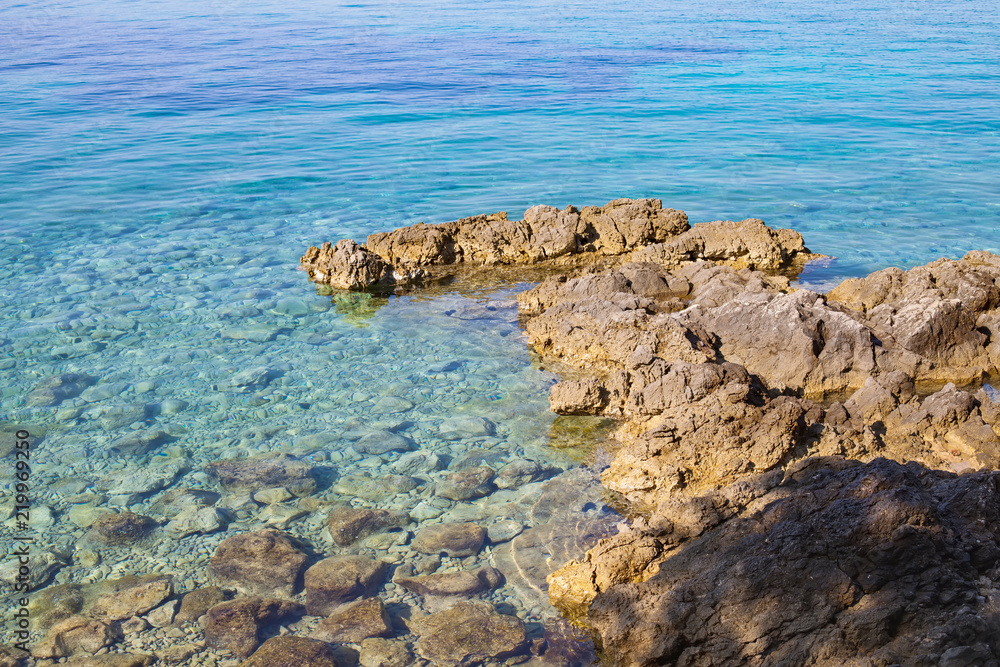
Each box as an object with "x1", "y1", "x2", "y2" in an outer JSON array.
[
  {"x1": 302, "y1": 199, "x2": 1000, "y2": 666},
  {"x1": 7, "y1": 199, "x2": 1000, "y2": 667}
]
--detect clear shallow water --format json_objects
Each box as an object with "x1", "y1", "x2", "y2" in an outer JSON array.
[{"x1": 1, "y1": 0, "x2": 1000, "y2": 656}]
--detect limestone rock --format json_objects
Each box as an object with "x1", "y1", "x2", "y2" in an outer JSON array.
[
  {"x1": 89, "y1": 576, "x2": 173, "y2": 621},
  {"x1": 95, "y1": 463, "x2": 183, "y2": 496},
  {"x1": 312, "y1": 597, "x2": 392, "y2": 643},
  {"x1": 304, "y1": 555, "x2": 388, "y2": 616},
  {"x1": 326, "y1": 505, "x2": 410, "y2": 547},
  {"x1": 359, "y1": 638, "x2": 412, "y2": 667},
  {"x1": 395, "y1": 567, "x2": 502, "y2": 598},
  {"x1": 205, "y1": 453, "x2": 316, "y2": 496},
  {"x1": 164, "y1": 505, "x2": 228, "y2": 537},
  {"x1": 582, "y1": 459, "x2": 1000, "y2": 666},
  {"x1": 208, "y1": 529, "x2": 309, "y2": 598},
  {"x1": 109, "y1": 429, "x2": 170, "y2": 455},
  {"x1": 175, "y1": 586, "x2": 227, "y2": 624},
  {"x1": 26, "y1": 373, "x2": 93, "y2": 407},
  {"x1": 412, "y1": 523, "x2": 485, "y2": 557},
  {"x1": 31, "y1": 616, "x2": 116, "y2": 659},
  {"x1": 435, "y1": 466, "x2": 495, "y2": 501},
  {"x1": 333, "y1": 472, "x2": 422, "y2": 501},
  {"x1": 87, "y1": 511, "x2": 157, "y2": 545},
  {"x1": 145, "y1": 599, "x2": 178, "y2": 627},
  {"x1": 204, "y1": 597, "x2": 304, "y2": 658},
  {"x1": 412, "y1": 601, "x2": 528, "y2": 666},
  {"x1": 628, "y1": 217, "x2": 813, "y2": 271},
  {"x1": 495, "y1": 460, "x2": 546, "y2": 489},
  {"x1": 241, "y1": 636, "x2": 339, "y2": 667},
  {"x1": 300, "y1": 238, "x2": 396, "y2": 290},
  {"x1": 353, "y1": 431, "x2": 416, "y2": 455}
]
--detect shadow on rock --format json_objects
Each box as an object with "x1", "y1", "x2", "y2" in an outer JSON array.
[{"x1": 562, "y1": 458, "x2": 1000, "y2": 666}]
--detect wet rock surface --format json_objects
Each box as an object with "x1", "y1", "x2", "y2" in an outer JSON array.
[
  {"x1": 30, "y1": 616, "x2": 116, "y2": 659},
  {"x1": 411, "y1": 600, "x2": 528, "y2": 666},
  {"x1": 411, "y1": 522, "x2": 486, "y2": 557},
  {"x1": 204, "y1": 597, "x2": 304, "y2": 658},
  {"x1": 312, "y1": 597, "x2": 393, "y2": 643},
  {"x1": 304, "y1": 555, "x2": 388, "y2": 616},
  {"x1": 208, "y1": 529, "x2": 309, "y2": 598},
  {"x1": 87, "y1": 511, "x2": 158, "y2": 546},
  {"x1": 205, "y1": 453, "x2": 317, "y2": 496},
  {"x1": 241, "y1": 636, "x2": 340, "y2": 667},
  {"x1": 326, "y1": 505, "x2": 410, "y2": 547}
]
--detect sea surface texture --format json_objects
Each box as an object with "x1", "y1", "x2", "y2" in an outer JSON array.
[{"x1": 2, "y1": 0, "x2": 999, "y2": 660}]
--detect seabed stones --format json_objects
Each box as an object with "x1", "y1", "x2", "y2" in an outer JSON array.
[{"x1": 1, "y1": 205, "x2": 635, "y2": 666}]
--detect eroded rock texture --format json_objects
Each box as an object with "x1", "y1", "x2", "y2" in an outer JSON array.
[
  {"x1": 305, "y1": 202, "x2": 1000, "y2": 665},
  {"x1": 581, "y1": 459, "x2": 1000, "y2": 667},
  {"x1": 302, "y1": 199, "x2": 814, "y2": 290},
  {"x1": 526, "y1": 253, "x2": 1000, "y2": 665}
]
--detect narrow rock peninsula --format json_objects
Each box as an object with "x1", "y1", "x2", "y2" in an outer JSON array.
[{"x1": 304, "y1": 199, "x2": 1000, "y2": 666}]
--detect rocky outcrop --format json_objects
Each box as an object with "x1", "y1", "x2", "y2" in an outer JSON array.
[
  {"x1": 305, "y1": 203, "x2": 1000, "y2": 663},
  {"x1": 574, "y1": 459, "x2": 1000, "y2": 667},
  {"x1": 302, "y1": 199, "x2": 815, "y2": 290},
  {"x1": 515, "y1": 249, "x2": 1000, "y2": 662},
  {"x1": 626, "y1": 217, "x2": 813, "y2": 271}
]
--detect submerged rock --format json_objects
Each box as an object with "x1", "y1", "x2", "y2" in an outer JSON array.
[
  {"x1": 412, "y1": 522, "x2": 485, "y2": 557},
  {"x1": 241, "y1": 636, "x2": 339, "y2": 667},
  {"x1": 326, "y1": 505, "x2": 410, "y2": 547},
  {"x1": 30, "y1": 616, "x2": 116, "y2": 659},
  {"x1": 304, "y1": 555, "x2": 388, "y2": 616},
  {"x1": 359, "y1": 638, "x2": 412, "y2": 667},
  {"x1": 204, "y1": 597, "x2": 304, "y2": 658},
  {"x1": 89, "y1": 576, "x2": 173, "y2": 621},
  {"x1": 412, "y1": 600, "x2": 528, "y2": 666},
  {"x1": 87, "y1": 511, "x2": 157, "y2": 546},
  {"x1": 205, "y1": 453, "x2": 316, "y2": 496},
  {"x1": 26, "y1": 373, "x2": 93, "y2": 407},
  {"x1": 312, "y1": 597, "x2": 392, "y2": 643},
  {"x1": 208, "y1": 529, "x2": 309, "y2": 598}
]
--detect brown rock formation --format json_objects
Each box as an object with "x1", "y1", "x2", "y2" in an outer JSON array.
[
  {"x1": 580, "y1": 459, "x2": 1000, "y2": 666},
  {"x1": 312, "y1": 598, "x2": 393, "y2": 643},
  {"x1": 412, "y1": 600, "x2": 528, "y2": 666},
  {"x1": 303, "y1": 203, "x2": 1000, "y2": 664},
  {"x1": 31, "y1": 616, "x2": 117, "y2": 659},
  {"x1": 241, "y1": 636, "x2": 340, "y2": 667},
  {"x1": 204, "y1": 597, "x2": 303, "y2": 658},
  {"x1": 304, "y1": 555, "x2": 388, "y2": 616},
  {"x1": 208, "y1": 529, "x2": 309, "y2": 598},
  {"x1": 302, "y1": 199, "x2": 813, "y2": 291}
]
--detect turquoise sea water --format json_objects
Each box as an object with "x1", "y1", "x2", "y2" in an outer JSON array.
[{"x1": 2, "y1": 0, "x2": 1000, "y2": 658}]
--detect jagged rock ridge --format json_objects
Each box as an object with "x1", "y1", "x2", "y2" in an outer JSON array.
[{"x1": 301, "y1": 199, "x2": 816, "y2": 290}]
